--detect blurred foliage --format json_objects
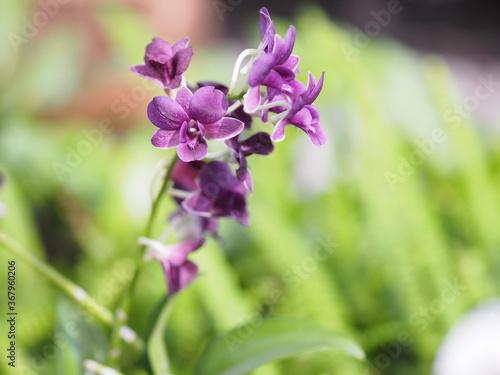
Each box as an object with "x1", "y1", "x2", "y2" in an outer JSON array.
[{"x1": 1, "y1": 2, "x2": 499, "y2": 375}]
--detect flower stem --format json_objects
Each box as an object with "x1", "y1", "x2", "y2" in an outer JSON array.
[
  {"x1": 227, "y1": 100, "x2": 243, "y2": 114},
  {"x1": 228, "y1": 48, "x2": 259, "y2": 95},
  {"x1": 107, "y1": 154, "x2": 179, "y2": 366},
  {"x1": 84, "y1": 360, "x2": 126, "y2": 375},
  {"x1": 0, "y1": 232, "x2": 113, "y2": 326}
]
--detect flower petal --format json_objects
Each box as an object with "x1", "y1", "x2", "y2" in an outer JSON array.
[
  {"x1": 162, "y1": 260, "x2": 199, "y2": 295},
  {"x1": 261, "y1": 69, "x2": 284, "y2": 90},
  {"x1": 172, "y1": 37, "x2": 190, "y2": 53},
  {"x1": 183, "y1": 191, "x2": 213, "y2": 215},
  {"x1": 199, "y1": 161, "x2": 235, "y2": 192},
  {"x1": 145, "y1": 37, "x2": 172, "y2": 64},
  {"x1": 129, "y1": 65, "x2": 164, "y2": 88},
  {"x1": 177, "y1": 260, "x2": 198, "y2": 291},
  {"x1": 166, "y1": 239, "x2": 205, "y2": 266},
  {"x1": 271, "y1": 118, "x2": 286, "y2": 142},
  {"x1": 172, "y1": 46, "x2": 193, "y2": 77},
  {"x1": 151, "y1": 129, "x2": 180, "y2": 149},
  {"x1": 289, "y1": 107, "x2": 313, "y2": 128},
  {"x1": 307, "y1": 123, "x2": 327, "y2": 147},
  {"x1": 147, "y1": 96, "x2": 188, "y2": 129},
  {"x1": 175, "y1": 87, "x2": 193, "y2": 114},
  {"x1": 275, "y1": 25, "x2": 296, "y2": 65},
  {"x1": 283, "y1": 54, "x2": 300, "y2": 72},
  {"x1": 248, "y1": 53, "x2": 276, "y2": 87},
  {"x1": 259, "y1": 7, "x2": 275, "y2": 51},
  {"x1": 243, "y1": 86, "x2": 262, "y2": 113},
  {"x1": 240, "y1": 132, "x2": 274, "y2": 156},
  {"x1": 306, "y1": 71, "x2": 325, "y2": 104},
  {"x1": 189, "y1": 86, "x2": 228, "y2": 124},
  {"x1": 177, "y1": 138, "x2": 208, "y2": 162},
  {"x1": 205, "y1": 118, "x2": 244, "y2": 141}
]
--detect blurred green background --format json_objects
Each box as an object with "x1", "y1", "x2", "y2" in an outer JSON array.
[{"x1": 1, "y1": 1, "x2": 499, "y2": 375}]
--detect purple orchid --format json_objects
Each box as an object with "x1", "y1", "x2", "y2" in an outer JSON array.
[
  {"x1": 226, "y1": 132, "x2": 274, "y2": 192},
  {"x1": 196, "y1": 81, "x2": 253, "y2": 128},
  {"x1": 130, "y1": 37, "x2": 193, "y2": 90},
  {"x1": 143, "y1": 237, "x2": 204, "y2": 296},
  {"x1": 258, "y1": 7, "x2": 276, "y2": 52},
  {"x1": 183, "y1": 161, "x2": 249, "y2": 225},
  {"x1": 245, "y1": 10, "x2": 299, "y2": 113},
  {"x1": 148, "y1": 86, "x2": 245, "y2": 162},
  {"x1": 271, "y1": 72, "x2": 327, "y2": 146}
]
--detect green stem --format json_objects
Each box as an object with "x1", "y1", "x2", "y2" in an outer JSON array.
[
  {"x1": 84, "y1": 359, "x2": 126, "y2": 375},
  {"x1": 107, "y1": 154, "x2": 179, "y2": 366},
  {"x1": 0, "y1": 232, "x2": 113, "y2": 326},
  {"x1": 227, "y1": 90, "x2": 245, "y2": 102}
]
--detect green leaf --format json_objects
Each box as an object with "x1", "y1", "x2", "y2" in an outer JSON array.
[
  {"x1": 195, "y1": 316, "x2": 365, "y2": 375},
  {"x1": 148, "y1": 297, "x2": 175, "y2": 375}
]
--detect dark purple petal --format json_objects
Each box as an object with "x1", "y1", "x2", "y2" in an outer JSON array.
[
  {"x1": 151, "y1": 129, "x2": 181, "y2": 149},
  {"x1": 183, "y1": 192, "x2": 213, "y2": 215},
  {"x1": 204, "y1": 118, "x2": 244, "y2": 141},
  {"x1": 148, "y1": 96, "x2": 188, "y2": 129},
  {"x1": 248, "y1": 53, "x2": 276, "y2": 87},
  {"x1": 225, "y1": 136, "x2": 239, "y2": 153},
  {"x1": 171, "y1": 161, "x2": 204, "y2": 192},
  {"x1": 162, "y1": 260, "x2": 198, "y2": 295},
  {"x1": 177, "y1": 137, "x2": 208, "y2": 162},
  {"x1": 240, "y1": 132, "x2": 274, "y2": 156},
  {"x1": 231, "y1": 106, "x2": 253, "y2": 128},
  {"x1": 189, "y1": 87, "x2": 228, "y2": 124},
  {"x1": 175, "y1": 87, "x2": 193, "y2": 114},
  {"x1": 197, "y1": 81, "x2": 229, "y2": 94},
  {"x1": 199, "y1": 161, "x2": 235, "y2": 191}
]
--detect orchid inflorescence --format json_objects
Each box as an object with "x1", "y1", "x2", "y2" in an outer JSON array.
[{"x1": 131, "y1": 7, "x2": 326, "y2": 295}]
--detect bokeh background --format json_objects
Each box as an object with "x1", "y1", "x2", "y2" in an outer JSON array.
[{"x1": 1, "y1": 1, "x2": 500, "y2": 374}]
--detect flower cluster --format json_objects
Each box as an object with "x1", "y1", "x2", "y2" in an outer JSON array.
[{"x1": 132, "y1": 8, "x2": 325, "y2": 295}]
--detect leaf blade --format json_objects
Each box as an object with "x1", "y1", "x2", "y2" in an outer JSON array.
[{"x1": 195, "y1": 316, "x2": 364, "y2": 375}]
